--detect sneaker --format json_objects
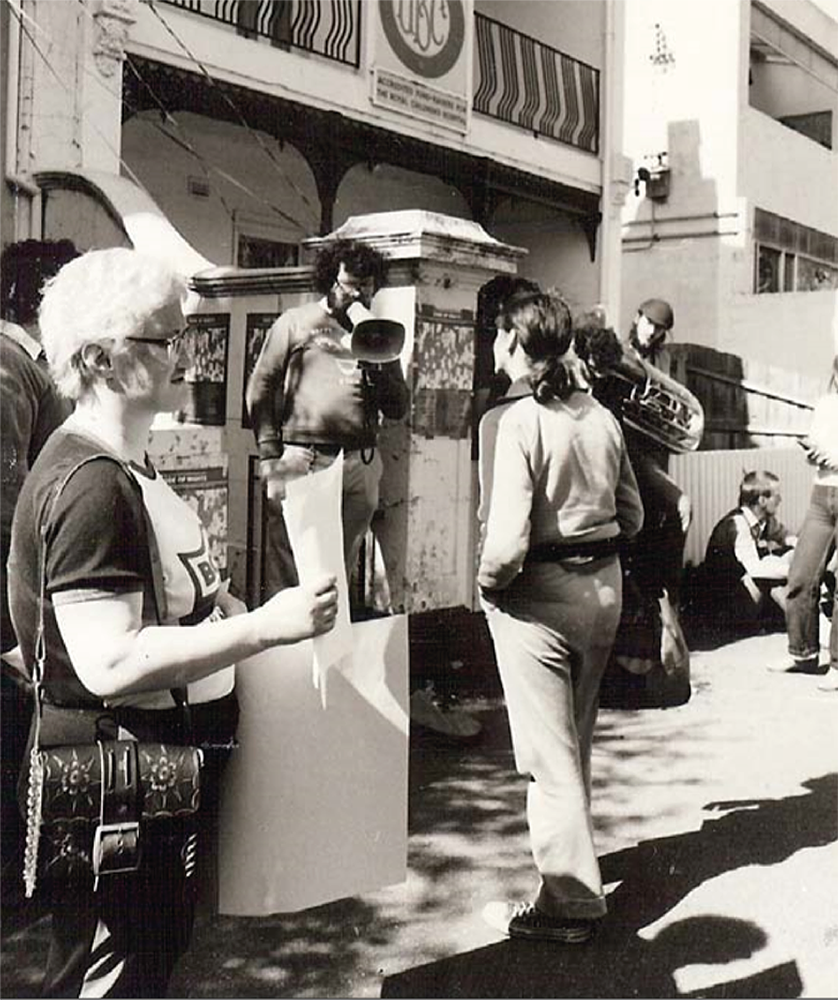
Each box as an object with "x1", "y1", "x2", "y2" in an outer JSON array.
[
  {"x1": 767, "y1": 658, "x2": 826, "y2": 675},
  {"x1": 409, "y1": 686, "x2": 482, "y2": 741},
  {"x1": 481, "y1": 900, "x2": 595, "y2": 943},
  {"x1": 817, "y1": 670, "x2": 838, "y2": 692}
]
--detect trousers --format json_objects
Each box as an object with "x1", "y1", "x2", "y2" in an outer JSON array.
[
  {"x1": 786, "y1": 484, "x2": 838, "y2": 668},
  {"x1": 262, "y1": 447, "x2": 383, "y2": 599},
  {"x1": 482, "y1": 556, "x2": 622, "y2": 919}
]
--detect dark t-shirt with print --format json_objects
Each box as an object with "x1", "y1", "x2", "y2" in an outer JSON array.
[{"x1": 9, "y1": 431, "x2": 153, "y2": 706}]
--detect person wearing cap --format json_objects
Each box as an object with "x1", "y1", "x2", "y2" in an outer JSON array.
[
  {"x1": 592, "y1": 297, "x2": 693, "y2": 704},
  {"x1": 246, "y1": 239, "x2": 408, "y2": 604},
  {"x1": 629, "y1": 297, "x2": 674, "y2": 366}
]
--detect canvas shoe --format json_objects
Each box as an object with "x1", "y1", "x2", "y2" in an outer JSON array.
[
  {"x1": 817, "y1": 669, "x2": 838, "y2": 692},
  {"x1": 481, "y1": 900, "x2": 595, "y2": 943}
]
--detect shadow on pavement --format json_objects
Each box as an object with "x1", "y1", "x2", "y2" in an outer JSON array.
[
  {"x1": 380, "y1": 917, "x2": 802, "y2": 998},
  {"x1": 381, "y1": 773, "x2": 835, "y2": 999}
]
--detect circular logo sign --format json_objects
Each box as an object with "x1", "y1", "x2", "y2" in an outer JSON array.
[{"x1": 379, "y1": 0, "x2": 465, "y2": 79}]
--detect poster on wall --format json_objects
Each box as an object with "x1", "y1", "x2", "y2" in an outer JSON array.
[
  {"x1": 181, "y1": 313, "x2": 230, "y2": 426},
  {"x1": 411, "y1": 306, "x2": 475, "y2": 439},
  {"x1": 371, "y1": 0, "x2": 471, "y2": 134},
  {"x1": 242, "y1": 312, "x2": 279, "y2": 427}
]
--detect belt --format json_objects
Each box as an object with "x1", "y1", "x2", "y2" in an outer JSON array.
[
  {"x1": 285, "y1": 441, "x2": 358, "y2": 456},
  {"x1": 526, "y1": 537, "x2": 621, "y2": 563}
]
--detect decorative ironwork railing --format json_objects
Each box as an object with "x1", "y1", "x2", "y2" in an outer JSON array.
[
  {"x1": 157, "y1": 0, "x2": 361, "y2": 68},
  {"x1": 473, "y1": 13, "x2": 599, "y2": 154}
]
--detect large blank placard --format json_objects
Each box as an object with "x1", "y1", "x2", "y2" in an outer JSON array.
[
  {"x1": 217, "y1": 617, "x2": 409, "y2": 915},
  {"x1": 217, "y1": 456, "x2": 409, "y2": 915}
]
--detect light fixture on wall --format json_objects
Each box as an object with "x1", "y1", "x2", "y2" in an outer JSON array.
[{"x1": 634, "y1": 152, "x2": 670, "y2": 201}]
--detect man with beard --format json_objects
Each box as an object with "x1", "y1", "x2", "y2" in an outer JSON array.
[{"x1": 246, "y1": 239, "x2": 408, "y2": 603}]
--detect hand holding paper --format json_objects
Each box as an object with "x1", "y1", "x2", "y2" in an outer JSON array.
[
  {"x1": 258, "y1": 574, "x2": 339, "y2": 644},
  {"x1": 283, "y1": 454, "x2": 354, "y2": 699}
]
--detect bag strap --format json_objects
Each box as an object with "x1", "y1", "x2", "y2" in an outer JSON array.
[{"x1": 32, "y1": 452, "x2": 187, "y2": 739}]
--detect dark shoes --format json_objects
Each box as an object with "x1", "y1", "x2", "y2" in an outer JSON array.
[
  {"x1": 768, "y1": 658, "x2": 827, "y2": 675},
  {"x1": 482, "y1": 900, "x2": 595, "y2": 943}
]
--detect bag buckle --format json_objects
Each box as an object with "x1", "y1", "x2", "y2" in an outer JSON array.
[{"x1": 92, "y1": 821, "x2": 141, "y2": 882}]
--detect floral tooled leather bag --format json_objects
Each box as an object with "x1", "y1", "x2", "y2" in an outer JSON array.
[{"x1": 22, "y1": 455, "x2": 203, "y2": 899}]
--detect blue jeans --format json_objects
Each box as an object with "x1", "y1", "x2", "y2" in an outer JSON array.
[{"x1": 786, "y1": 484, "x2": 838, "y2": 669}]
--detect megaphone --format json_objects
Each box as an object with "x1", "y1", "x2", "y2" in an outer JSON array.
[{"x1": 346, "y1": 301, "x2": 405, "y2": 364}]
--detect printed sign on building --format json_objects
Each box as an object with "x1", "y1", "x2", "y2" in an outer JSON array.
[{"x1": 372, "y1": 0, "x2": 471, "y2": 134}]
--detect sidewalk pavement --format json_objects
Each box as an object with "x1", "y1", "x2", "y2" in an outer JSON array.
[{"x1": 2, "y1": 628, "x2": 836, "y2": 998}]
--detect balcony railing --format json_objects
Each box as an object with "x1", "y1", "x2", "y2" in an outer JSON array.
[
  {"x1": 156, "y1": 4, "x2": 598, "y2": 153},
  {"x1": 474, "y1": 13, "x2": 599, "y2": 154},
  {"x1": 158, "y1": 0, "x2": 362, "y2": 68}
]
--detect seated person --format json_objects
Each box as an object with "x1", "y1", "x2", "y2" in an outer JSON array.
[{"x1": 703, "y1": 471, "x2": 796, "y2": 633}]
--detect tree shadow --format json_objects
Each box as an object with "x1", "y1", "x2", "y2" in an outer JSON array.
[{"x1": 381, "y1": 773, "x2": 835, "y2": 998}]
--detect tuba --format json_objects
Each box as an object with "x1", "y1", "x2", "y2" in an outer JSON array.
[
  {"x1": 603, "y1": 351, "x2": 704, "y2": 453},
  {"x1": 575, "y1": 326, "x2": 704, "y2": 453}
]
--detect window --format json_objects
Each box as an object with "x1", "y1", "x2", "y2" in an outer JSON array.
[
  {"x1": 756, "y1": 245, "x2": 781, "y2": 293},
  {"x1": 237, "y1": 235, "x2": 299, "y2": 269},
  {"x1": 754, "y1": 209, "x2": 838, "y2": 294}
]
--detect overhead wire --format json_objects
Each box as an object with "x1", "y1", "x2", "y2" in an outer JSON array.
[
  {"x1": 12, "y1": 0, "x2": 315, "y2": 238},
  {"x1": 7, "y1": 0, "x2": 150, "y2": 195},
  {"x1": 68, "y1": 0, "x2": 310, "y2": 234},
  {"x1": 142, "y1": 0, "x2": 321, "y2": 230}
]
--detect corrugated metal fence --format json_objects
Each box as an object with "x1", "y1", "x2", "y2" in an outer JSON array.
[{"x1": 671, "y1": 447, "x2": 814, "y2": 566}]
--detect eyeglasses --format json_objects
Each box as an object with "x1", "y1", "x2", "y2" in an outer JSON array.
[
  {"x1": 334, "y1": 277, "x2": 375, "y2": 299},
  {"x1": 125, "y1": 327, "x2": 192, "y2": 360}
]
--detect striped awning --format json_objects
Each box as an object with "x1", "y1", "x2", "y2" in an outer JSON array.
[{"x1": 474, "y1": 14, "x2": 599, "y2": 154}]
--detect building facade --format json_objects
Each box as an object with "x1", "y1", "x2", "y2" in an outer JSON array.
[
  {"x1": 621, "y1": 0, "x2": 838, "y2": 448},
  {"x1": 3, "y1": 0, "x2": 631, "y2": 318}
]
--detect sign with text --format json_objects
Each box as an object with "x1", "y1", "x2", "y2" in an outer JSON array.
[
  {"x1": 373, "y1": 0, "x2": 471, "y2": 132},
  {"x1": 373, "y1": 67, "x2": 468, "y2": 133}
]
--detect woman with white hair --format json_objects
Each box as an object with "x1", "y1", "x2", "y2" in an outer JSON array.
[{"x1": 8, "y1": 248, "x2": 338, "y2": 997}]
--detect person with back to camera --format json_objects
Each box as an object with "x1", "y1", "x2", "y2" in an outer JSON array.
[
  {"x1": 704, "y1": 471, "x2": 795, "y2": 636},
  {"x1": 0, "y1": 238, "x2": 79, "y2": 894},
  {"x1": 8, "y1": 248, "x2": 338, "y2": 998},
  {"x1": 246, "y1": 239, "x2": 408, "y2": 606},
  {"x1": 477, "y1": 289, "x2": 643, "y2": 943},
  {"x1": 775, "y1": 354, "x2": 838, "y2": 686}
]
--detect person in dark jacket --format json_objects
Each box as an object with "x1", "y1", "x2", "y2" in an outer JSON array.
[
  {"x1": 0, "y1": 238, "x2": 78, "y2": 893},
  {"x1": 704, "y1": 470, "x2": 795, "y2": 635},
  {"x1": 246, "y1": 239, "x2": 408, "y2": 604}
]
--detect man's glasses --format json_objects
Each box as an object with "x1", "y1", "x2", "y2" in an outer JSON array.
[
  {"x1": 334, "y1": 277, "x2": 375, "y2": 299},
  {"x1": 125, "y1": 327, "x2": 192, "y2": 360}
]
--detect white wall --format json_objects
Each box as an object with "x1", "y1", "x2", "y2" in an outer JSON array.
[
  {"x1": 490, "y1": 199, "x2": 598, "y2": 312},
  {"x1": 622, "y1": 0, "x2": 746, "y2": 216},
  {"x1": 750, "y1": 60, "x2": 837, "y2": 123},
  {"x1": 726, "y1": 289, "x2": 838, "y2": 381},
  {"x1": 742, "y1": 108, "x2": 838, "y2": 236},
  {"x1": 475, "y1": 0, "x2": 605, "y2": 68},
  {"x1": 121, "y1": 112, "x2": 319, "y2": 264}
]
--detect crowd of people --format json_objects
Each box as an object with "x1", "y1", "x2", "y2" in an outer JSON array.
[{"x1": 0, "y1": 235, "x2": 835, "y2": 991}]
